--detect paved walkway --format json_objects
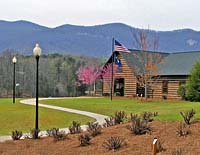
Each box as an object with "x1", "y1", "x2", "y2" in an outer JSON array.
[{"x1": 0, "y1": 97, "x2": 108, "y2": 142}]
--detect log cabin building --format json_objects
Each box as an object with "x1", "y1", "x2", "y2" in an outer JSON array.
[{"x1": 102, "y1": 50, "x2": 200, "y2": 100}]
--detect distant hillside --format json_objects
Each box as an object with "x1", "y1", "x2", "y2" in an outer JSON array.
[{"x1": 0, "y1": 20, "x2": 200, "y2": 57}]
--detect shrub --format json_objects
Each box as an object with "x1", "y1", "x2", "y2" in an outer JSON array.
[
  {"x1": 69, "y1": 121, "x2": 82, "y2": 134},
  {"x1": 103, "y1": 117, "x2": 115, "y2": 127},
  {"x1": 11, "y1": 130, "x2": 23, "y2": 140},
  {"x1": 171, "y1": 148, "x2": 184, "y2": 155},
  {"x1": 46, "y1": 128, "x2": 66, "y2": 141},
  {"x1": 87, "y1": 122, "x2": 102, "y2": 137},
  {"x1": 127, "y1": 114, "x2": 151, "y2": 135},
  {"x1": 176, "y1": 122, "x2": 190, "y2": 137},
  {"x1": 180, "y1": 109, "x2": 195, "y2": 125},
  {"x1": 78, "y1": 134, "x2": 91, "y2": 146},
  {"x1": 102, "y1": 136, "x2": 125, "y2": 151},
  {"x1": 30, "y1": 128, "x2": 40, "y2": 139},
  {"x1": 114, "y1": 111, "x2": 127, "y2": 124},
  {"x1": 177, "y1": 84, "x2": 186, "y2": 100}
]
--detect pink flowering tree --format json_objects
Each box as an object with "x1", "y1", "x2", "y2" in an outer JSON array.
[{"x1": 77, "y1": 65, "x2": 101, "y2": 95}]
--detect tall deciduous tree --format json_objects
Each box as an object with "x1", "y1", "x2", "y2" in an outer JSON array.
[{"x1": 133, "y1": 30, "x2": 162, "y2": 100}]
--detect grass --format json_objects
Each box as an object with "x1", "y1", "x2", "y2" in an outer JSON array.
[
  {"x1": 40, "y1": 97, "x2": 200, "y2": 121},
  {"x1": 0, "y1": 98, "x2": 95, "y2": 135}
]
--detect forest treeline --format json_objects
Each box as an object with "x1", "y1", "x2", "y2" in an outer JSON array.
[{"x1": 0, "y1": 50, "x2": 101, "y2": 97}]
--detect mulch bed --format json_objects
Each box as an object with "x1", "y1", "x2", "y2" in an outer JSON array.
[{"x1": 1, "y1": 121, "x2": 200, "y2": 155}]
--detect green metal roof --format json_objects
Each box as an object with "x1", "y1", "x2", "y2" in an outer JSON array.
[
  {"x1": 120, "y1": 49, "x2": 169, "y2": 74},
  {"x1": 158, "y1": 51, "x2": 200, "y2": 75},
  {"x1": 119, "y1": 50, "x2": 200, "y2": 76}
]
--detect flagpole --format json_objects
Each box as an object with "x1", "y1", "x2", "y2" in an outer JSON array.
[{"x1": 110, "y1": 37, "x2": 115, "y2": 101}]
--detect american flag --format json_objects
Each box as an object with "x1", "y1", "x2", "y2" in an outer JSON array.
[{"x1": 114, "y1": 40, "x2": 131, "y2": 53}]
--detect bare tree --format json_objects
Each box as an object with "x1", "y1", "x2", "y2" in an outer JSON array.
[{"x1": 132, "y1": 30, "x2": 162, "y2": 100}]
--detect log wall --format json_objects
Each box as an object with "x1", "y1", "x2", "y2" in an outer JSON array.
[
  {"x1": 151, "y1": 81, "x2": 162, "y2": 99},
  {"x1": 102, "y1": 53, "x2": 137, "y2": 97},
  {"x1": 151, "y1": 79, "x2": 184, "y2": 100},
  {"x1": 168, "y1": 80, "x2": 182, "y2": 100},
  {"x1": 118, "y1": 54, "x2": 137, "y2": 97}
]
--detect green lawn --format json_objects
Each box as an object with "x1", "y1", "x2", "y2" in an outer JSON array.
[
  {"x1": 0, "y1": 98, "x2": 94, "y2": 135},
  {"x1": 41, "y1": 97, "x2": 200, "y2": 121}
]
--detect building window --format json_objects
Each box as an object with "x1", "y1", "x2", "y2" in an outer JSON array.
[{"x1": 162, "y1": 80, "x2": 168, "y2": 94}]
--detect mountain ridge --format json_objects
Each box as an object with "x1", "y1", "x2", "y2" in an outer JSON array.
[{"x1": 0, "y1": 20, "x2": 200, "y2": 57}]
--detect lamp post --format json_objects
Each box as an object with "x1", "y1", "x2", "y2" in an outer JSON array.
[
  {"x1": 12, "y1": 56, "x2": 17, "y2": 104},
  {"x1": 33, "y1": 43, "x2": 42, "y2": 131}
]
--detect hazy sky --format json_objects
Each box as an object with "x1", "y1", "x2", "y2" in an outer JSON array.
[{"x1": 0, "y1": 0, "x2": 200, "y2": 31}]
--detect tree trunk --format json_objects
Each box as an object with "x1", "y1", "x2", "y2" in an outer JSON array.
[
  {"x1": 145, "y1": 82, "x2": 147, "y2": 100},
  {"x1": 93, "y1": 81, "x2": 96, "y2": 96}
]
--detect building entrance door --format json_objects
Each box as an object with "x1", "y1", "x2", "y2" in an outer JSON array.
[
  {"x1": 136, "y1": 83, "x2": 145, "y2": 97},
  {"x1": 114, "y1": 78, "x2": 124, "y2": 96}
]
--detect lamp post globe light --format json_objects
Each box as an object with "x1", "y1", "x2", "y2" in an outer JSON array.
[
  {"x1": 33, "y1": 43, "x2": 42, "y2": 133},
  {"x1": 12, "y1": 56, "x2": 17, "y2": 104}
]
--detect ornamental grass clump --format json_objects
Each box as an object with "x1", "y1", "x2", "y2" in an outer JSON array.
[
  {"x1": 141, "y1": 111, "x2": 158, "y2": 122},
  {"x1": 102, "y1": 136, "x2": 125, "y2": 151},
  {"x1": 30, "y1": 128, "x2": 40, "y2": 139},
  {"x1": 103, "y1": 111, "x2": 127, "y2": 127},
  {"x1": 46, "y1": 128, "x2": 66, "y2": 141},
  {"x1": 114, "y1": 111, "x2": 127, "y2": 124},
  {"x1": 176, "y1": 122, "x2": 191, "y2": 137},
  {"x1": 87, "y1": 122, "x2": 102, "y2": 137},
  {"x1": 103, "y1": 117, "x2": 115, "y2": 127},
  {"x1": 78, "y1": 134, "x2": 91, "y2": 146},
  {"x1": 127, "y1": 113, "x2": 151, "y2": 135},
  {"x1": 69, "y1": 121, "x2": 82, "y2": 134},
  {"x1": 11, "y1": 130, "x2": 23, "y2": 141},
  {"x1": 180, "y1": 109, "x2": 195, "y2": 125}
]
